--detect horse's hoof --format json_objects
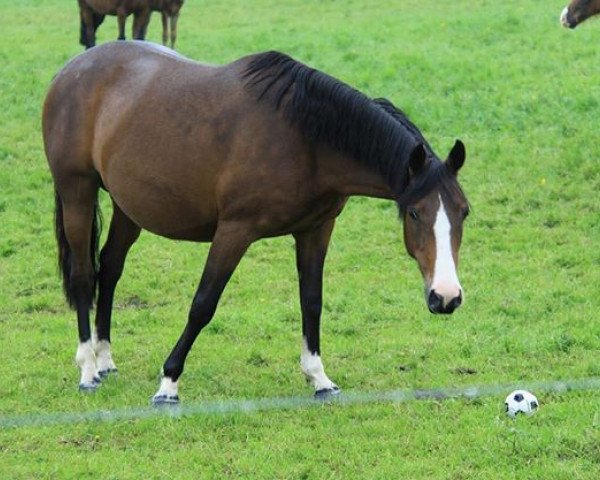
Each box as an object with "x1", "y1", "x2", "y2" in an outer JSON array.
[
  {"x1": 78, "y1": 378, "x2": 101, "y2": 392},
  {"x1": 98, "y1": 368, "x2": 118, "y2": 378},
  {"x1": 314, "y1": 386, "x2": 341, "y2": 401},
  {"x1": 152, "y1": 394, "x2": 180, "y2": 406}
]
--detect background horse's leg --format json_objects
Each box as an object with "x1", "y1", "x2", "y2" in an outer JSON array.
[
  {"x1": 294, "y1": 220, "x2": 340, "y2": 398},
  {"x1": 93, "y1": 12, "x2": 105, "y2": 33},
  {"x1": 55, "y1": 177, "x2": 102, "y2": 390},
  {"x1": 94, "y1": 202, "x2": 141, "y2": 378},
  {"x1": 169, "y1": 12, "x2": 180, "y2": 49},
  {"x1": 152, "y1": 223, "x2": 254, "y2": 404},
  {"x1": 161, "y1": 11, "x2": 169, "y2": 46},
  {"x1": 116, "y1": 7, "x2": 127, "y2": 40},
  {"x1": 132, "y1": 9, "x2": 151, "y2": 40}
]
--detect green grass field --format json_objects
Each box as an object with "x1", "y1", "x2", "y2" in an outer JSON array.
[{"x1": 1, "y1": 0, "x2": 599, "y2": 478}]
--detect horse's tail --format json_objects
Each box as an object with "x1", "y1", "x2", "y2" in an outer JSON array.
[
  {"x1": 54, "y1": 189, "x2": 102, "y2": 308},
  {"x1": 79, "y1": 18, "x2": 86, "y2": 46}
]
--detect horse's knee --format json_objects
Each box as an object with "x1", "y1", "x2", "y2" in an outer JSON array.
[
  {"x1": 98, "y1": 249, "x2": 125, "y2": 285},
  {"x1": 188, "y1": 297, "x2": 216, "y2": 329}
]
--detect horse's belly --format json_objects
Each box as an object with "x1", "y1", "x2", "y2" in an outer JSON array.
[
  {"x1": 105, "y1": 174, "x2": 218, "y2": 242},
  {"x1": 84, "y1": 1, "x2": 118, "y2": 15}
]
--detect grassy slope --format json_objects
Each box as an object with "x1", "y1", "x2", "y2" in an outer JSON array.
[{"x1": 0, "y1": 0, "x2": 598, "y2": 478}]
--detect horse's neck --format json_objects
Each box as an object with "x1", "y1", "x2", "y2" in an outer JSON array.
[{"x1": 317, "y1": 147, "x2": 394, "y2": 200}]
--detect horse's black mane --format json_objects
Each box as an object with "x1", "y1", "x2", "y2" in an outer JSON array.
[
  {"x1": 371, "y1": 97, "x2": 433, "y2": 153},
  {"x1": 372, "y1": 97, "x2": 463, "y2": 207},
  {"x1": 243, "y1": 51, "x2": 447, "y2": 203}
]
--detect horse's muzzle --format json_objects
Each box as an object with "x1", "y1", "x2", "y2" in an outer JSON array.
[
  {"x1": 560, "y1": 7, "x2": 577, "y2": 29},
  {"x1": 428, "y1": 289, "x2": 462, "y2": 315}
]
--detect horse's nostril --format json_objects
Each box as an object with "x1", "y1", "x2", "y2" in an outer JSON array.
[
  {"x1": 560, "y1": 7, "x2": 574, "y2": 28},
  {"x1": 446, "y1": 294, "x2": 462, "y2": 313},
  {"x1": 428, "y1": 290, "x2": 444, "y2": 313},
  {"x1": 428, "y1": 290, "x2": 462, "y2": 314}
]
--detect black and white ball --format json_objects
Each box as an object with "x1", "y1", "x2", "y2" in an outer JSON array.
[{"x1": 505, "y1": 390, "x2": 539, "y2": 418}]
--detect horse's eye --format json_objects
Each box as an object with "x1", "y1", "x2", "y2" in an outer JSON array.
[
  {"x1": 408, "y1": 208, "x2": 419, "y2": 220},
  {"x1": 463, "y1": 208, "x2": 470, "y2": 220}
]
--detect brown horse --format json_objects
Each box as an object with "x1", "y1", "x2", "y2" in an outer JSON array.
[
  {"x1": 43, "y1": 42, "x2": 469, "y2": 404},
  {"x1": 561, "y1": 0, "x2": 600, "y2": 28},
  {"x1": 79, "y1": 0, "x2": 184, "y2": 49},
  {"x1": 79, "y1": 0, "x2": 151, "y2": 48}
]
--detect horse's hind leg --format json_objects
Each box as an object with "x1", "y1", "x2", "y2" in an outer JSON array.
[
  {"x1": 94, "y1": 201, "x2": 141, "y2": 377},
  {"x1": 161, "y1": 11, "x2": 169, "y2": 46},
  {"x1": 117, "y1": 10, "x2": 127, "y2": 40},
  {"x1": 55, "y1": 177, "x2": 102, "y2": 390},
  {"x1": 152, "y1": 223, "x2": 254, "y2": 404},
  {"x1": 169, "y1": 12, "x2": 180, "y2": 49},
  {"x1": 132, "y1": 9, "x2": 151, "y2": 40},
  {"x1": 294, "y1": 220, "x2": 339, "y2": 398}
]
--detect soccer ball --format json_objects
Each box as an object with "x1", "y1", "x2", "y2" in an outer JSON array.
[{"x1": 505, "y1": 390, "x2": 539, "y2": 418}]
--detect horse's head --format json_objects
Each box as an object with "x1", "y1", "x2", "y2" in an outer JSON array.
[
  {"x1": 561, "y1": 0, "x2": 600, "y2": 28},
  {"x1": 400, "y1": 141, "x2": 468, "y2": 315}
]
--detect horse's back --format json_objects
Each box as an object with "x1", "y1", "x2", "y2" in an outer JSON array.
[
  {"x1": 82, "y1": 0, "x2": 148, "y2": 15},
  {"x1": 44, "y1": 41, "x2": 249, "y2": 158}
]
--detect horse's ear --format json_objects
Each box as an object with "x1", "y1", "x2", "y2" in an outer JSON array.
[
  {"x1": 446, "y1": 139, "x2": 465, "y2": 175},
  {"x1": 409, "y1": 143, "x2": 427, "y2": 177}
]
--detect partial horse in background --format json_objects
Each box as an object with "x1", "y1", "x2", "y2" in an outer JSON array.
[
  {"x1": 78, "y1": 0, "x2": 152, "y2": 49},
  {"x1": 561, "y1": 0, "x2": 600, "y2": 28},
  {"x1": 78, "y1": 0, "x2": 185, "y2": 49},
  {"x1": 79, "y1": 6, "x2": 105, "y2": 47}
]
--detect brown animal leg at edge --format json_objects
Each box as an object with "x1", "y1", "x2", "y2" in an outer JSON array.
[
  {"x1": 93, "y1": 201, "x2": 141, "y2": 377},
  {"x1": 152, "y1": 222, "x2": 255, "y2": 404},
  {"x1": 161, "y1": 11, "x2": 169, "y2": 46},
  {"x1": 133, "y1": 9, "x2": 151, "y2": 40},
  {"x1": 294, "y1": 220, "x2": 340, "y2": 399},
  {"x1": 117, "y1": 8, "x2": 127, "y2": 40},
  {"x1": 169, "y1": 12, "x2": 180, "y2": 49}
]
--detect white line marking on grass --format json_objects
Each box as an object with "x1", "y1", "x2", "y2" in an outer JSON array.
[{"x1": 1, "y1": 377, "x2": 598, "y2": 429}]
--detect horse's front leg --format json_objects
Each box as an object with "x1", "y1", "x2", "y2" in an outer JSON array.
[
  {"x1": 152, "y1": 222, "x2": 254, "y2": 404},
  {"x1": 294, "y1": 220, "x2": 340, "y2": 399}
]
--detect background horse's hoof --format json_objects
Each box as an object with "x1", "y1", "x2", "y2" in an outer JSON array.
[
  {"x1": 152, "y1": 394, "x2": 180, "y2": 406},
  {"x1": 98, "y1": 368, "x2": 118, "y2": 378},
  {"x1": 314, "y1": 386, "x2": 341, "y2": 401},
  {"x1": 78, "y1": 378, "x2": 101, "y2": 392}
]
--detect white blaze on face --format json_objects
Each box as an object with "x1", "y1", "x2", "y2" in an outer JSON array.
[
  {"x1": 431, "y1": 195, "x2": 462, "y2": 306},
  {"x1": 300, "y1": 337, "x2": 336, "y2": 391},
  {"x1": 560, "y1": 6, "x2": 570, "y2": 27}
]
